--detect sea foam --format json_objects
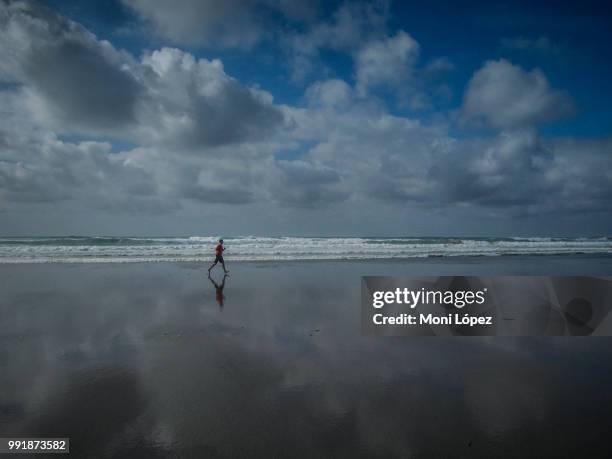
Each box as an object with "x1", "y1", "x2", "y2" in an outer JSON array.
[{"x1": 0, "y1": 236, "x2": 610, "y2": 263}]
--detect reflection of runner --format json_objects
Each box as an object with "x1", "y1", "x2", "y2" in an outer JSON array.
[
  {"x1": 208, "y1": 273, "x2": 228, "y2": 307},
  {"x1": 208, "y1": 238, "x2": 229, "y2": 274}
]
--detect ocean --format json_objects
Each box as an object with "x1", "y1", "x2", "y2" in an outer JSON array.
[{"x1": 0, "y1": 236, "x2": 610, "y2": 263}]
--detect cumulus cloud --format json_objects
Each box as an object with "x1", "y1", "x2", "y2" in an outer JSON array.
[
  {"x1": 170, "y1": 150, "x2": 268, "y2": 204},
  {"x1": 0, "y1": 87, "x2": 270, "y2": 211},
  {"x1": 542, "y1": 138, "x2": 612, "y2": 213},
  {"x1": 285, "y1": 3, "x2": 428, "y2": 107},
  {"x1": 123, "y1": 0, "x2": 317, "y2": 49},
  {"x1": 282, "y1": 99, "x2": 443, "y2": 205},
  {"x1": 381, "y1": 128, "x2": 612, "y2": 216},
  {"x1": 0, "y1": 99, "x2": 170, "y2": 212},
  {"x1": 282, "y1": 95, "x2": 612, "y2": 216},
  {"x1": 462, "y1": 59, "x2": 574, "y2": 129},
  {"x1": 429, "y1": 129, "x2": 554, "y2": 208},
  {"x1": 0, "y1": 1, "x2": 141, "y2": 133},
  {"x1": 0, "y1": 1, "x2": 284, "y2": 148},
  {"x1": 270, "y1": 159, "x2": 350, "y2": 208},
  {"x1": 354, "y1": 31, "x2": 419, "y2": 96},
  {"x1": 136, "y1": 47, "x2": 284, "y2": 148},
  {"x1": 305, "y1": 79, "x2": 354, "y2": 110},
  {"x1": 286, "y1": 1, "x2": 389, "y2": 81},
  {"x1": 1, "y1": 1, "x2": 609, "y2": 233}
]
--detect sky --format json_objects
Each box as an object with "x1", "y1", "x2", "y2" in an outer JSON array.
[{"x1": 0, "y1": 0, "x2": 611, "y2": 236}]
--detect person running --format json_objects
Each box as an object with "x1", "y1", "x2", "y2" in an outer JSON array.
[{"x1": 208, "y1": 238, "x2": 229, "y2": 274}]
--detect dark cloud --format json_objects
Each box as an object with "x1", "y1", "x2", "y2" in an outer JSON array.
[
  {"x1": 137, "y1": 48, "x2": 284, "y2": 149},
  {"x1": 271, "y1": 160, "x2": 349, "y2": 208},
  {"x1": 364, "y1": 128, "x2": 612, "y2": 216},
  {"x1": 543, "y1": 138, "x2": 612, "y2": 214},
  {"x1": 0, "y1": 104, "x2": 168, "y2": 213},
  {"x1": 22, "y1": 39, "x2": 140, "y2": 130},
  {"x1": 123, "y1": 0, "x2": 318, "y2": 49},
  {"x1": 462, "y1": 59, "x2": 574, "y2": 129},
  {"x1": 0, "y1": 160, "x2": 69, "y2": 203},
  {"x1": 174, "y1": 162, "x2": 257, "y2": 205},
  {"x1": 0, "y1": 1, "x2": 284, "y2": 148},
  {"x1": 286, "y1": 99, "x2": 611, "y2": 217},
  {"x1": 183, "y1": 186, "x2": 254, "y2": 204},
  {"x1": 0, "y1": 1, "x2": 141, "y2": 132},
  {"x1": 0, "y1": 1, "x2": 609, "y2": 234},
  {"x1": 431, "y1": 130, "x2": 553, "y2": 208}
]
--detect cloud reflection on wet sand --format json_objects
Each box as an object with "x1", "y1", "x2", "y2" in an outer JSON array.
[{"x1": 1, "y1": 260, "x2": 612, "y2": 457}]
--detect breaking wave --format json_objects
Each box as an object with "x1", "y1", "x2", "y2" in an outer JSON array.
[{"x1": 0, "y1": 236, "x2": 610, "y2": 263}]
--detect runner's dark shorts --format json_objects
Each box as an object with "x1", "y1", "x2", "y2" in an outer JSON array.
[{"x1": 214, "y1": 255, "x2": 224, "y2": 263}]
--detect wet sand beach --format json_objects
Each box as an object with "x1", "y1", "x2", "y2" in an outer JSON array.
[{"x1": 1, "y1": 256, "x2": 612, "y2": 457}]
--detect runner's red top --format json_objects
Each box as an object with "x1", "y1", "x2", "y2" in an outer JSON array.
[{"x1": 215, "y1": 243, "x2": 223, "y2": 256}]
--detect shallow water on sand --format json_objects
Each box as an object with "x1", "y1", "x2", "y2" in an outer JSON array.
[{"x1": 1, "y1": 256, "x2": 612, "y2": 457}]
